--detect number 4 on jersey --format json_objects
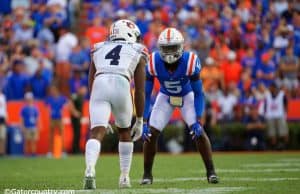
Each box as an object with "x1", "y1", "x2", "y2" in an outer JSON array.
[{"x1": 105, "y1": 45, "x2": 122, "y2": 65}]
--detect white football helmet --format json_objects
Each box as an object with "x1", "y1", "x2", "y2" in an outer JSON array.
[
  {"x1": 157, "y1": 28, "x2": 184, "y2": 64},
  {"x1": 109, "y1": 19, "x2": 141, "y2": 43}
]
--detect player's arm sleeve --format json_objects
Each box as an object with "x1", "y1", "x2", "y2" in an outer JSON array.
[
  {"x1": 143, "y1": 67, "x2": 154, "y2": 120},
  {"x1": 190, "y1": 57, "x2": 205, "y2": 118},
  {"x1": 191, "y1": 78, "x2": 205, "y2": 118}
]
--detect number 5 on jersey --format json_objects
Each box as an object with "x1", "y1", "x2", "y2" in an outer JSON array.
[
  {"x1": 105, "y1": 45, "x2": 122, "y2": 65},
  {"x1": 164, "y1": 81, "x2": 182, "y2": 94}
]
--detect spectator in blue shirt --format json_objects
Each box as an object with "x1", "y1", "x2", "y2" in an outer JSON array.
[
  {"x1": 31, "y1": 3, "x2": 48, "y2": 36},
  {"x1": 21, "y1": 92, "x2": 39, "y2": 156},
  {"x1": 29, "y1": 62, "x2": 51, "y2": 99},
  {"x1": 241, "y1": 47, "x2": 257, "y2": 77},
  {"x1": 44, "y1": 3, "x2": 67, "y2": 42},
  {"x1": 45, "y1": 85, "x2": 67, "y2": 157},
  {"x1": 69, "y1": 70, "x2": 88, "y2": 95},
  {"x1": 293, "y1": 11, "x2": 300, "y2": 57},
  {"x1": 256, "y1": 52, "x2": 276, "y2": 87},
  {"x1": 4, "y1": 60, "x2": 29, "y2": 100},
  {"x1": 69, "y1": 45, "x2": 89, "y2": 72},
  {"x1": 136, "y1": 9, "x2": 150, "y2": 36}
]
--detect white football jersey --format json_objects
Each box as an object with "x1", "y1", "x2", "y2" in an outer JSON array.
[{"x1": 92, "y1": 41, "x2": 148, "y2": 80}]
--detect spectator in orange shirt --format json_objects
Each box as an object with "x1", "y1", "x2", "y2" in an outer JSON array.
[
  {"x1": 85, "y1": 17, "x2": 108, "y2": 45},
  {"x1": 221, "y1": 51, "x2": 242, "y2": 87},
  {"x1": 210, "y1": 35, "x2": 230, "y2": 64},
  {"x1": 201, "y1": 57, "x2": 224, "y2": 92}
]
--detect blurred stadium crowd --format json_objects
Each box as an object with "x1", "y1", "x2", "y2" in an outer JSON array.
[{"x1": 0, "y1": 0, "x2": 299, "y2": 154}]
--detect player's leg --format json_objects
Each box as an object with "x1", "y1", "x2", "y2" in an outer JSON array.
[
  {"x1": 117, "y1": 127, "x2": 133, "y2": 188},
  {"x1": 84, "y1": 76, "x2": 112, "y2": 189},
  {"x1": 181, "y1": 92, "x2": 218, "y2": 183},
  {"x1": 84, "y1": 100, "x2": 110, "y2": 189},
  {"x1": 85, "y1": 118, "x2": 109, "y2": 180},
  {"x1": 111, "y1": 76, "x2": 135, "y2": 188},
  {"x1": 141, "y1": 127, "x2": 161, "y2": 184},
  {"x1": 141, "y1": 92, "x2": 174, "y2": 184},
  {"x1": 195, "y1": 132, "x2": 218, "y2": 183}
]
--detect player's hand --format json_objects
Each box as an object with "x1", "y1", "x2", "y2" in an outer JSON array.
[
  {"x1": 106, "y1": 124, "x2": 114, "y2": 134},
  {"x1": 142, "y1": 123, "x2": 152, "y2": 142},
  {"x1": 74, "y1": 111, "x2": 81, "y2": 118},
  {"x1": 190, "y1": 122, "x2": 203, "y2": 140},
  {"x1": 131, "y1": 117, "x2": 143, "y2": 141}
]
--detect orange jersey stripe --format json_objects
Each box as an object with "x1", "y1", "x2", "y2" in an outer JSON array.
[
  {"x1": 188, "y1": 53, "x2": 195, "y2": 75},
  {"x1": 149, "y1": 54, "x2": 155, "y2": 75}
]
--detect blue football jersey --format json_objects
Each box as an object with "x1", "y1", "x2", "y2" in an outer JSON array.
[{"x1": 146, "y1": 51, "x2": 201, "y2": 97}]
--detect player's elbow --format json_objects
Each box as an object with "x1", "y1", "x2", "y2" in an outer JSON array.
[
  {"x1": 134, "y1": 90, "x2": 145, "y2": 99},
  {"x1": 191, "y1": 80, "x2": 203, "y2": 97},
  {"x1": 193, "y1": 89, "x2": 201, "y2": 97},
  {"x1": 192, "y1": 86, "x2": 203, "y2": 98}
]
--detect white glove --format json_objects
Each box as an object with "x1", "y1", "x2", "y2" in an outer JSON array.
[
  {"x1": 131, "y1": 117, "x2": 143, "y2": 141},
  {"x1": 106, "y1": 124, "x2": 114, "y2": 134}
]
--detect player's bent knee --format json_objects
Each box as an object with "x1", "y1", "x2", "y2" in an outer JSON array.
[
  {"x1": 196, "y1": 130, "x2": 210, "y2": 142},
  {"x1": 118, "y1": 127, "x2": 131, "y2": 142},
  {"x1": 149, "y1": 127, "x2": 161, "y2": 140},
  {"x1": 200, "y1": 129, "x2": 208, "y2": 137},
  {"x1": 90, "y1": 126, "x2": 107, "y2": 142}
]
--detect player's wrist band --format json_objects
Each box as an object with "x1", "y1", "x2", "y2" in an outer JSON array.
[{"x1": 136, "y1": 117, "x2": 143, "y2": 123}]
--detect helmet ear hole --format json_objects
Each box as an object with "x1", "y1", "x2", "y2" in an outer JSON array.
[
  {"x1": 128, "y1": 33, "x2": 132, "y2": 37},
  {"x1": 136, "y1": 35, "x2": 141, "y2": 43}
]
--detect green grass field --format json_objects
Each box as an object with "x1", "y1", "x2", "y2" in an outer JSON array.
[{"x1": 1, "y1": 152, "x2": 300, "y2": 194}]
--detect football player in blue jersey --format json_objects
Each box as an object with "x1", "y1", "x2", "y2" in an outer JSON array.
[{"x1": 141, "y1": 28, "x2": 219, "y2": 184}]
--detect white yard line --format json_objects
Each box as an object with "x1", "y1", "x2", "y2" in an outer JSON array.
[
  {"x1": 190, "y1": 168, "x2": 300, "y2": 174},
  {"x1": 132, "y1": 177, "x2": 300, "y2": 183},
  {"x1": 75, "y1": 187, "x2": 249, "y2": 194},
  {"x1": 277, "y1": 158, "x2": 300, "y2": 162},
  {"x1": 218, "y1": 168, "x2": 300, "y2": 173},
  {"x1": 243, "y1": 163, "x2": 300, "y2": 168},
  {"x1": 229, "y1": 177, "x2": 300, "y2": 182}
]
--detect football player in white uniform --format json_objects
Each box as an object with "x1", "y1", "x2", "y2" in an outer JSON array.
[{"x1": 83, "y1": 19, "x2": 148, "y2": 189}]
